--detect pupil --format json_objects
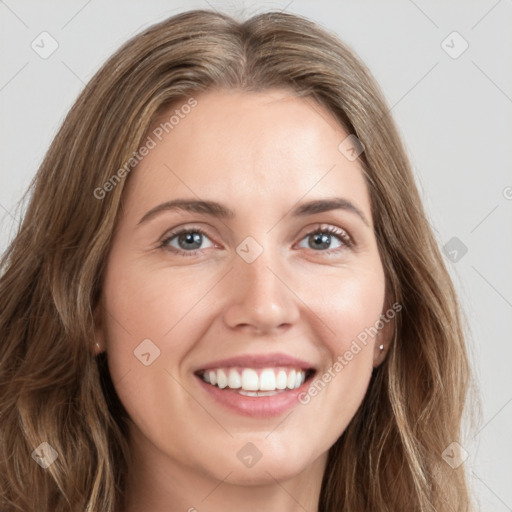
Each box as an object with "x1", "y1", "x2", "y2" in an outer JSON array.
[
  {"x1": 177, "y1": 231, "x2": 332, "y2": 251},
  {"x1": 180, "y1": 232, "x2": 202, "y2": 250},
  {"x1": 312, "y1": 232, "x2": 330, "y2": 250}
]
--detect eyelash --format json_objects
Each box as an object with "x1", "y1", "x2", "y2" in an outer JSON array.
[{"x1": 158, "y1": 224, "x2": 353, "y2": 258}]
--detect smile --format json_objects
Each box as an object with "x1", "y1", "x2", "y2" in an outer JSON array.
[{"x1": 197, "y1": 367, "x2": 314, "y2": 395}]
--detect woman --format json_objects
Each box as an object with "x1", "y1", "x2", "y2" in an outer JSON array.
[{"x1": 0, "y1": 8, "x2": 480, "y2": 512}]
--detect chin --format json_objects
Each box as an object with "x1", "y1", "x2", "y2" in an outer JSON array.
[
  {"x1": 197, "y1": 442, "x2": 317, "y2": 486},
  {"x1": 223, "y1": 459, "x2": 310, "y2": 486}
]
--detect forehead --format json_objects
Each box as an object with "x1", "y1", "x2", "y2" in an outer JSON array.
[{"x1": 122, "y1": 88, "x2": 371, "y2": 223}]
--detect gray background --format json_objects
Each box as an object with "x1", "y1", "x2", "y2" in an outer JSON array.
[{"x1": 1, "y1": 1, "x2": 511, "y2": 510}]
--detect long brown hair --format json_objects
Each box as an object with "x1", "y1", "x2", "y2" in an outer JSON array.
[{"x1": 0, "y1": 8, "x2": 481, "y2": 511}]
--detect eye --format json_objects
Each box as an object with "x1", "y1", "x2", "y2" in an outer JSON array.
[
  {"x1": 159, "y1": 227, "x2": 215, "y2": 257},
  {"x1": 159, "y1": 224, "x2": 353, "y2": 257},
  {"x1": 296, "y1": 225, "x2": 353, "y2": 254}
]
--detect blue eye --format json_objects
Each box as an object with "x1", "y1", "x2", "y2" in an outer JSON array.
[
  {"x1": 159, "y1": 224, "x2": 353, "y2": 257},
  {"x1": 296, "y1": 226, "x2": 352, "y2": 252},
  {"x1": 159, "y1": 227, "x2": 214, "y2": 257}
]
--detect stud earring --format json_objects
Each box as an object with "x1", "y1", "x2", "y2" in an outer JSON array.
[{"x1": 379, "y1": 344, "x2": 384, "y2": 351}]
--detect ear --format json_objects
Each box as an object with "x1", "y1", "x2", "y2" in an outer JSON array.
[
  {"x1": 372, "y1": 323, "x2": 391, "y2": 368},
  {"x1": 93, "y1": 299, "x2": 105, "y2": 355},
  {"x1": 372, "y1": 301, "x2": 396, "y2": 368}
]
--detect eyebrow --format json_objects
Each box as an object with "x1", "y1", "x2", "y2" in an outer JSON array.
[{"x1": 137, "y1": 197, "x2": 370, "y2": 227}]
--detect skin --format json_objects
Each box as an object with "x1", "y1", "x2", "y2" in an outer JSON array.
[{"x1": 94, "y1": 88, "x2": 393, "y2": 512}]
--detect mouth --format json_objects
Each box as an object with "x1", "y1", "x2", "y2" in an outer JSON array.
[
  {"x1": 192, "y1": 352, "x2": 318, "y2": 417},
  {"x1": 194, "y1": 366, "x2": 317, "y2": 396}
]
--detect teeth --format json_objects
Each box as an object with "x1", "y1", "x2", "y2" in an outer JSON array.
[
  {"x1": 241, "y1": 369, "x2": 259, "y2": 391},
  {"x1": 287, "y1": 369, "x2": 296, "y2": 389},
  {"x1": 276, "y1": 370, "x2": 287, "y2": 389},
  {"x1": 217, "y1": 369, "x2": 228, "y2": 389},
  {"x1": 199, "y1": 367, "x2": 308, "y2": 392},
  {"x1": 238, "y1": 389, "x2": 282, "y2": 397},
  {"x1": 259, "y1": 369, "x2": 276, "y2": 390},
  {"x1": 228, "y1": 368, "x2": 241, "y2": 389}
]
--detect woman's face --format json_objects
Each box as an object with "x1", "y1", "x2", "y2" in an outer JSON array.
[{"x1": 96, "y1": 88, "x2": 390, "y2": 486}]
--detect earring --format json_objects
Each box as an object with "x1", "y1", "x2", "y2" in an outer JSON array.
[{"x1": 379, "y1": 344, "x2": 384, "y2": 351}]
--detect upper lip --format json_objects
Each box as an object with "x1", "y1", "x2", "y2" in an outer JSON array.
[{"x1": 194, "y1": 353, "x2": 317, "y2": 373}]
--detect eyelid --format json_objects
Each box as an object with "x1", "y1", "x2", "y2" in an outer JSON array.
[
  {"x1": 158, "y1": 222, "x2": 355, "y2": 257},
  {"x1": 158, "y1": 225, "x2": 218, "y2": 252},
  {"x1": 295, "y1": 223, "x2": 353, "y2": 247}
]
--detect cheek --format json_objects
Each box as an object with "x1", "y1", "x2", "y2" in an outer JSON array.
[
  {"x1": 99, "y1": 250, "x2": 224, "y2": 414},
  {"x1": 294, "y1": 270, "x2": 384, "y2": 427},
  {"x1": 102, "y1": 254, "x2": 208, "y2": 348},
  {"x1": 310, "y1": 261, "x2": 386, "y2": 346},
  {"x1": 307, "y1": 262, "x2": 386, "y2": 393},
  {"x1": 99, "y1": 255, "x2": 205, "y2": 452}
]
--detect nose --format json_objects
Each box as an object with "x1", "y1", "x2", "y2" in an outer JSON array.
[{"x1": 222, "y1": 246, "x2": 300, "y2": 335}]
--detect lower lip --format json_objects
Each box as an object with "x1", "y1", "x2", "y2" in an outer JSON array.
[{"x1": 194, "y1": 373, "x2": 313, "y2": 418}]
